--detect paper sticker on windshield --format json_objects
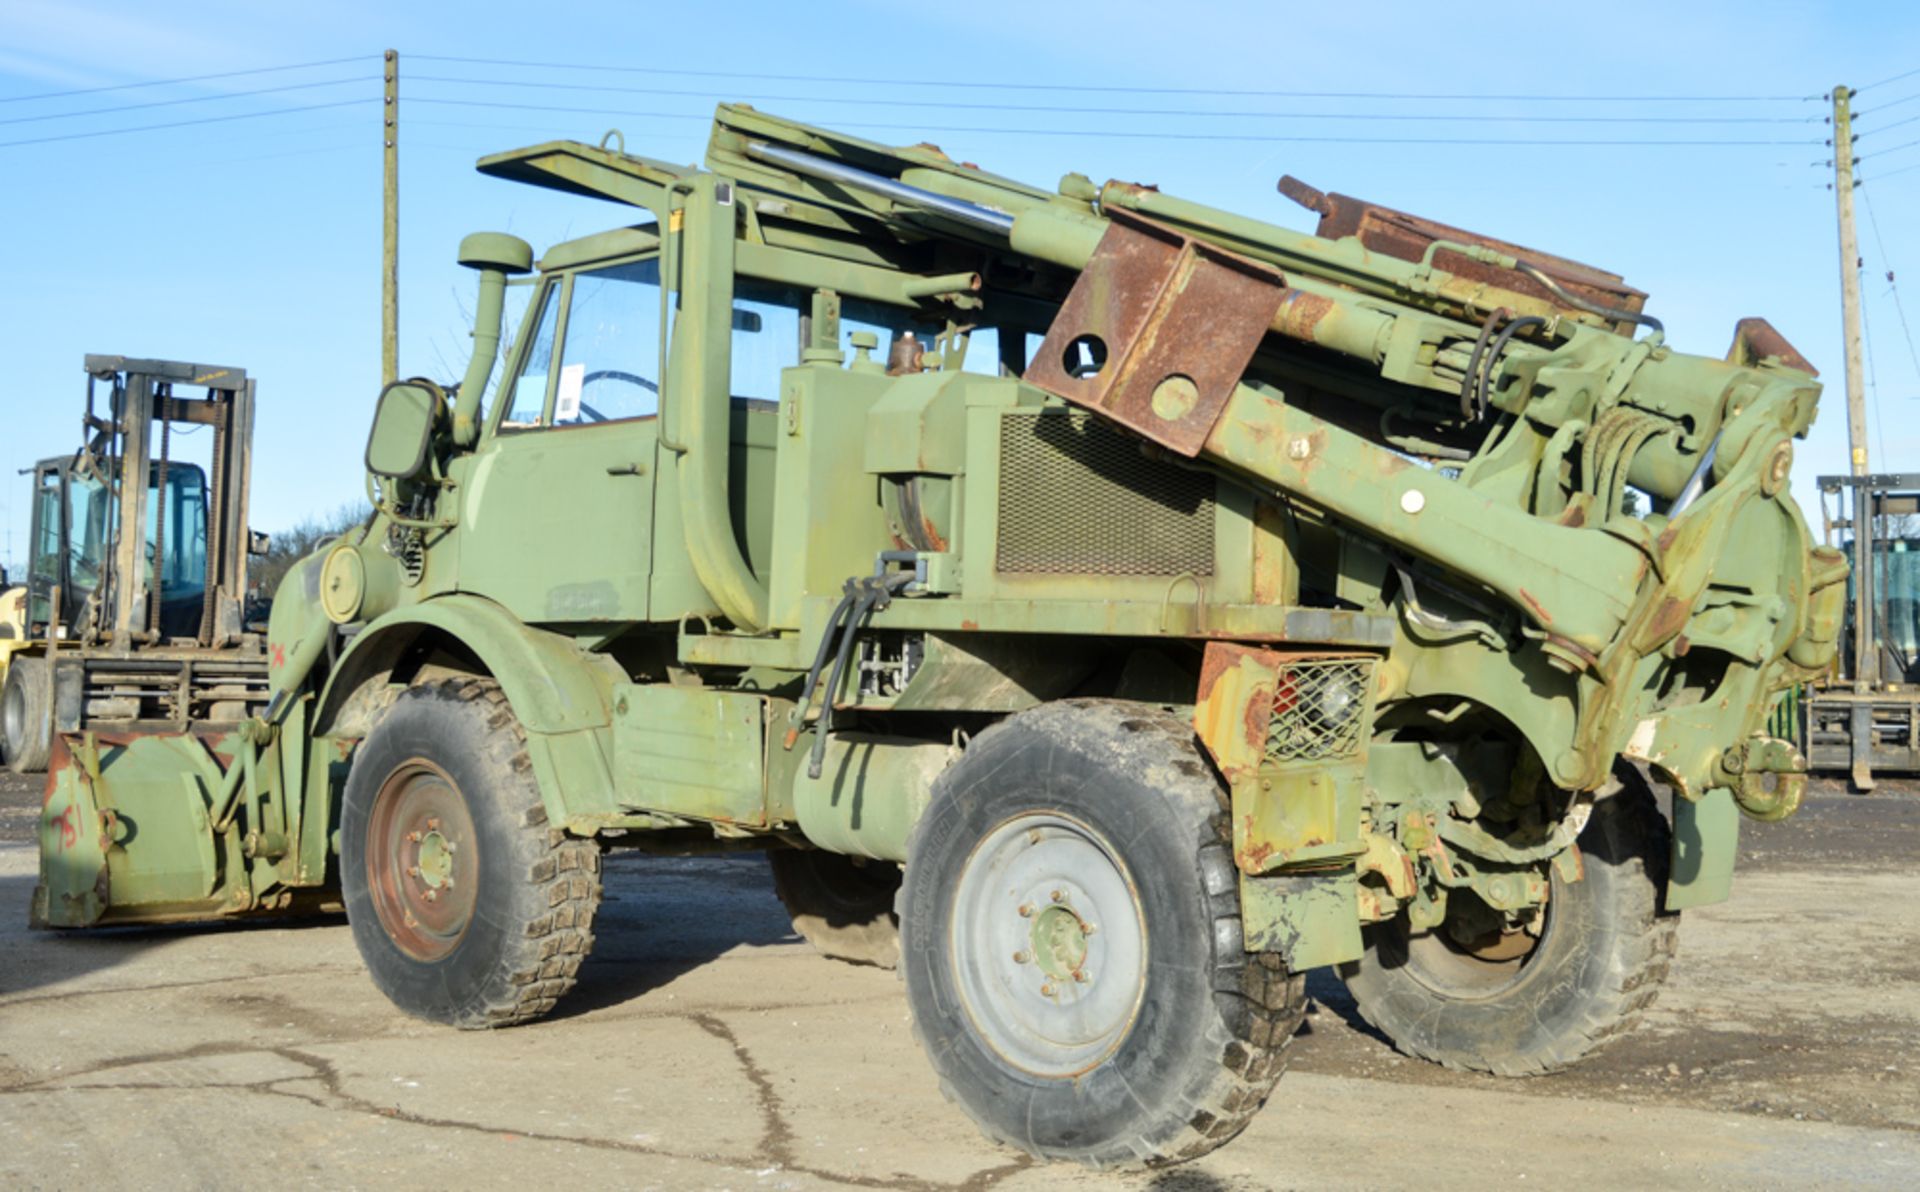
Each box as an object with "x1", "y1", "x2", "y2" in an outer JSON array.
[{"x1": 556, "y1": 363, "x2": 585, "y2": 422}]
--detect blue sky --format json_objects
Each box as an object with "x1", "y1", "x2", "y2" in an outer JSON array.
[{"x1": 1, "y1": 0, "x2": 1916, "y2": 575}]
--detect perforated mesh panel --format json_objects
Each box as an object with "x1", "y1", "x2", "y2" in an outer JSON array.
[
  {"x1": 995, "y1": 411, "x2": 1216, "y2": 576},
  {"x1": 1268, "y1": 658, "x2": 1372, "y2": 762}
]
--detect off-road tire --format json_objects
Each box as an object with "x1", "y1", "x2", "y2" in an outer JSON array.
[
  {"x1": 769, "y1": 848, "x2": 902, "y2": 969},
  {"x1": 1338, "y1": 766, "x2": 1678, "y2": 1075},
  {"x1": 341, "y1": 678, "x2": 600, "y2": 1029},
  {"x1": 2, "y1": 655, "x2": 51, "y2": 774},
  {"x1": 899, "y1": 699, "x2": 1305, "y2": 1169}
]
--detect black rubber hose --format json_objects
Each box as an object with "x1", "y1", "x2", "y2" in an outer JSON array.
[
  {"x1": 1515, "y1": 261, "x2": 1663, "y2": 335},
  {"x1": 1476, "y1": 316, "x2": 1548, "y2": 418},
  {"x1": 807, "y1": 572, "x2": 914, "y2": 779},
  {"x1": 787, "y1": 585, "x2": 859, "y2": 749},
  {"x1": 1459, "y1": 307, "x2": 1508, "y2": 420}
]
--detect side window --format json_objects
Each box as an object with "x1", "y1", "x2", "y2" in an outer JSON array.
[
  {"x1": 553, "y1": 259, "x2": 665, "y2": 426},
  {"x1": 502, "y1": 283, "x2": 559, "y2": 428},
  {"x1": 729, "y1": 281, "x2": 803, "y2": 403}
]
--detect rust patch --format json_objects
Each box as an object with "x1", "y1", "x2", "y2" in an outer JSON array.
[
  {"x1": 959, "y1": 619, "x2": 979, "y2": 631},
  {"x1": 1518, "y1": 587, "x2": 1552, "y2": 625},
  {"x1": 1726, "y1": 317, "x2": 1818, "y2": 375},
  {"x1": 1242, "y1": 694, "x2": 1270, "y2": 756},
  {"x1": 1239, "y1": 819, "x2": 1275, "y2": 871},
  {"x1": 1645, "y1": 596, "x2": 1692, "y2": 644},
  {"x1": 1556, "y1": 503, "x2": 1587, "y2": 528},
  {"x1": 1271, "y1": 289, "x2": 1335, "y2": 343},
  {"x1": 1024, "y1": 207, "x2": 1288, "y2": 457},
  {"x1": 1277, "y1": 174, "x2": 1648, "y2": 333}
]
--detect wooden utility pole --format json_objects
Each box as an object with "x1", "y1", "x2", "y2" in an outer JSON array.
[
  {"x1": 382, "y1": 49, "x2": 399, "y2": 386},
  {"x1": 1835, "y1": 86, "x2": 1868, "y2": 480},
  {"x1": 1833, "y1": 85, "x2": 1877, "y2": 789}
]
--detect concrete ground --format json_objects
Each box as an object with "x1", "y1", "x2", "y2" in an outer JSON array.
[{"x1": 1, "y1": 772, "x2": 1916, "y2": 1191}]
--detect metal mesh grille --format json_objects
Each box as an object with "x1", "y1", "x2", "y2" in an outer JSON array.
[
  {"x1": 996, "y1": 411, "x2": 1216, "y2": 576},
  {"x1": 1268, "y1": 658, "x2": 1372, "y2": 762}
]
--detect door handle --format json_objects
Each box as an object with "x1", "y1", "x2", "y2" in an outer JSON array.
[{"x1": 605, "y1": 462, "x2": 647, "y2": 476}]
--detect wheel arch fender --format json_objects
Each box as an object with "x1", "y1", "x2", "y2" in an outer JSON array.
[{"x1": 314, "y1": 594, "x2": 620, "y2": 829}]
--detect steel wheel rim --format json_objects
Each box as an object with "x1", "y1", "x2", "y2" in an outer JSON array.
[
  {"x1": 365, "y1": 759, "x2": 480, "y2": 962},
  {"x1": 949, "y1": 811, "x2": 1148, "y2": 1078}
]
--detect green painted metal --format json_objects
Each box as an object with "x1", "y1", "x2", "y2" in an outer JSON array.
[
  {"x1": 37, "y1": 106, "x2": 1830, "y2": 986},
  {"x1": 1668, "y1": 786, "x2": 1741, "y2": 910}
]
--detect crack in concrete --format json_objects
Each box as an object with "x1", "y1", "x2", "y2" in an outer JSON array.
[{"x1": 0, "y1": 1025, "x2": 1036, "y2": 1190}]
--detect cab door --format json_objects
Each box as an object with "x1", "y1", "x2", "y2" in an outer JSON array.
[{"x1": 457, "y1": 256, "x2": 667, "y2": 624}]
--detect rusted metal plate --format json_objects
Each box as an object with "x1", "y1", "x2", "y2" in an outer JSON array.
[
  {"x1": 1726, "y1": 316, "x2": 1818, "y2": 375},
  {"x1": 1278, "y1": 174, "x2": 1648, "y2": 333},
  {"x1": 1024, "y1": 208, "x2": 1288, "y2": 457}
]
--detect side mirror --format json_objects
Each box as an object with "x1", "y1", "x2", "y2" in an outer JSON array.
[
  {"x1": 365, "y1": 380, "x2": 442, "y2": 479},
  {"x1": 248, "y1": 530, "x2": 271, "y2": 556}
]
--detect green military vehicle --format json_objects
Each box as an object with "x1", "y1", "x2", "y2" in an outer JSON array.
[{"x1": 34, "y1": 108, "x2": 1839, "y2": 1168}]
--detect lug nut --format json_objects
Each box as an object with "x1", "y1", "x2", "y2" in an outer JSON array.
[
  {"x1": 1051, "y1": 889, "x2": 1065, "y2": 903},
  {"x1": 1040, "y1": 983, "x2": 1055, "y2": 997},
  {"x1": 1013, "y1": 950, "x2": 1031, "y2": 964},
  {"x1": 1027, "y1": 829, "x2": 1043, "y2": 845},
  {"x1": 406, "y1": 830, "x2": 422, "y2": 843},
  {"x1": 1018, "y1": 904, "x2": 1034, "y2": 917},
  {"x1": 1073, "y1": 968, "x2": 1088, "y2": 983},
  {"x1": 424, "y1": 890, "x2": 438, "y2": 902},
  {"x1": 407, "y1": 865, "x2": 420, "y2": 877}
]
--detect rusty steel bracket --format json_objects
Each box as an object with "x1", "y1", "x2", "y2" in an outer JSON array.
[{"x1": 1024, "y1": 208, "x2": 1289, "y2": 457}]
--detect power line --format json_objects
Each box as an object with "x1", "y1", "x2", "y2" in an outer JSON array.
[
  {"x1": 1860, "y1": 91, "x2": 1920, "y2": 118},
  {"x1": 1865, "y1": 136, "x2": 1920, "y2": 160},
  {"x1": 1861, "y1": 184, "x2": 1920, "y2": 386},
  {"x1": 1872, "y1": 160, "x2": 1920, "y2": 181},
  {"x1": 1861, "y1": 65, "x2": 1920, "y2": 93},
  {"x1": 0, "y1": 75, "x2": 376, "y2": 128},
  {"x1": 408, "y1": 52, "x2": 1807, "y2": 103},
  {"x1": 1858, "y1": 114, "x2": 1920, "y2": 140},
  {"x1": 0, "y1": 98, "x2": 375, "y2": 150},
  {"x1": 406, "y1": 73, "x2": 1819, "y2": 124},
  {"x1": 408, "y1": 96, "x2": 1822, "y2": 146},
  {"x1": 0, "y1": 55, "x2": 374, "y2": 105}
]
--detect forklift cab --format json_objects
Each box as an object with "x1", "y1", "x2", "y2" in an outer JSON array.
[{"x1": 25, "y1": 453, "x2": 210, "y2": 643}]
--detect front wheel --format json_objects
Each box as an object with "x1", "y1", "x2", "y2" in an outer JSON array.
[
  {"x1": 1338, "y1": 767, "x2": 1678, "y2": 1075},
  {"x1": 341, "y1": 678, "x2": 601, "y2": 1028},
  {"x1": 899, "y1": 701, "x2": 1304, "y2": 1169}
]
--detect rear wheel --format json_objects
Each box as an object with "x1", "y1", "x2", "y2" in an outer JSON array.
[
  {"x1": 1338, "y1": 767, "x2": 1677, "y2": 1075},
  {"x1": 341, "y1": 678, "x2": 601, "y2": 1028},
  {"x1": 900, "y1": 700, "x2": 1304, "y2": 1169},
  {"x1": 769, "y1": 849, "x2": 901, "y2": 968},
  {"x1": 2, "y1": 655, "x2": 51, "y2": 774}
]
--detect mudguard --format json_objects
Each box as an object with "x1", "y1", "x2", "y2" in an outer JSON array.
[{"x1": 313, "y1": 594, "x2": 622, "y2": 830}]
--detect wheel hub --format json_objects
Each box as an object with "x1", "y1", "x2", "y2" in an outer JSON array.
[
  {"x1": 950, "y1": 812, "x2": 1147, "y2": 1078},
  {"x1": 1029, "y1": 904, "x2": 1090, "y2": 983},
  {"x1": 366, "y1": 761, "x2": 478, "y2": 961}
]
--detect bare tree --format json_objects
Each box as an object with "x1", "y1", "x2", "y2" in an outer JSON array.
[{"x1": 251, "y1": 502, "x2": 372, "y2": 599}]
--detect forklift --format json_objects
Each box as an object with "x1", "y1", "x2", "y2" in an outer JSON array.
[
  {"x1": 1803, "y1": 472, "x2": 1920, "y2": 788},
  {"x1": 0, "y1": 356, "x2": 267, "y2": 772}
]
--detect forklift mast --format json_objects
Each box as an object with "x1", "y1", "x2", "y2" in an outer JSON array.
[{"x1": 75, "y1": 355, "x2": 256, "y2": 649}]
